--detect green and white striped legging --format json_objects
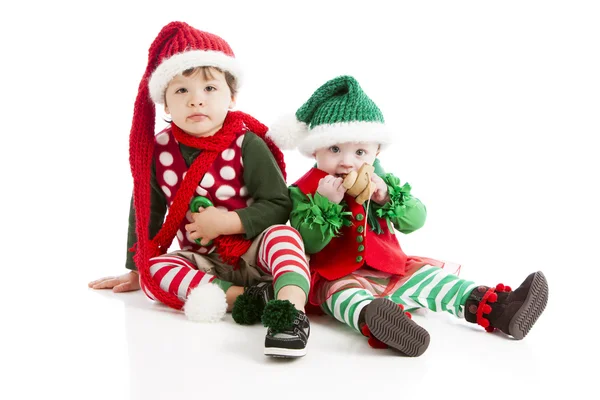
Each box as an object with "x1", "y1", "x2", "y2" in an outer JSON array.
[{"x1": 321, "y1": 265, "x2": 477, "y2": 332}]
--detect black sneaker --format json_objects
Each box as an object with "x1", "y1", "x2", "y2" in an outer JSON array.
[
  {"x1": 232, "y1": 281, "x2": 274, "y2": 325},
  {"x1": 263, "y1": 300, "x2": 310, "y2": 358}
]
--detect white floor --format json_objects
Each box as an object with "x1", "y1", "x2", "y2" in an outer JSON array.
[{"x1": 6, "y1": 272, "x2": 593, "y2": 400}]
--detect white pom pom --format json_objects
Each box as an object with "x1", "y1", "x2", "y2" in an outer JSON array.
[
  {"x1": 267, "y1": 113, "x2": 308, "y2": 150},
  {"x1": 184, "y1": 284, "x2": 227, "y2": 323}
]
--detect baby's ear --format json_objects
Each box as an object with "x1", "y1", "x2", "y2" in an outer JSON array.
[
  {"x1": 229, "y1": 95, "x2": 237, "y2": 109},
  {"x1": 164, "y1": 104, "x2": 170, "y2": 114}
]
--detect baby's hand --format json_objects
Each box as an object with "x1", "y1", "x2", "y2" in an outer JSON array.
[
  {"x1": 317, "y1": 175, "x2": 347, "y2": 204},
  {"x1": 88, "y1": 271, "x2": 140, "y2": 293},
  {"x1": 185, "y1": 206, "x2": 226, "y2": 245},
  {"x1": 371, "y1": 174, "x2": 390, "y2": 205}
]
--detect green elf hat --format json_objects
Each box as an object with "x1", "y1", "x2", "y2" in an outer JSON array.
[{"x1": 268, "y1": 75, "x2": 392, "y2": 157}]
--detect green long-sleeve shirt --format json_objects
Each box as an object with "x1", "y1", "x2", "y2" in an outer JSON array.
[
  {"x1": 289, "y1": 159, "x2": 427, "y2": 254},
  {"x1": 125, "y1": 132, "x2": 291, "y2": 270}
]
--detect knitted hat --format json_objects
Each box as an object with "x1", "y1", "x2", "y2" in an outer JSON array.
[
  {"x1": 268, "y1": 75, "x2": 392, "y2": 157},
  {"x1": 147, "y1": 22, "x2": 242, "y2": 104}
]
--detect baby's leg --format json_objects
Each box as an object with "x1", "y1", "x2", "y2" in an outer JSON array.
[
  {"x1": 389, "y1": 265, "x2": 477, "y2": 318},
  {"x1": 321, "y1": 288, "x2": 374, "y2": 332}
]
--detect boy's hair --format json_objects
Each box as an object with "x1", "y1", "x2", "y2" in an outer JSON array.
[{"x1": 163, "y1": 66, "x2": 237, "y2": 103}]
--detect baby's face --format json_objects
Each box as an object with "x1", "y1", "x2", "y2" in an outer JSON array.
[{"x1": 314, "y1": 142, "x2": 379, "y2": 177}]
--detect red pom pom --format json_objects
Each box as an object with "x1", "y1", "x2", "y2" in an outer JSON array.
[
  {"x1": 405, "y1": 312, "x2": 412, "y2": 319},
  {"x1": 496, "y1": 283, "x2": 505, "y2": 291},
  {"x1": 479, "y1": 318, "x2": 490, "y2": 328},
  {"x1": 489, "y1": 292, "x2": 498, "y2": 302},
  {"x1": 485, "y1": 326, "x2": 495, "y2": 333},
  {"x1": 397, "y1": 304, "x2": 404, "y2": 311},
  {"x1": 368, "y1": 336, "x2": 388, "y2": 349},
  {"x1": 361, "y1": 325, "x2": 371, "y2": 337},
  {"x1": 505, "y1": 285, "x2": 512, "y2": 292},
  {"x1": 483, "y1": 304, "x2": 492, "y2": 314}
]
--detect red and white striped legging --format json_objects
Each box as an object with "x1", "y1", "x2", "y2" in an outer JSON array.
[{"x1": 140, "y1": 225, "x2": 311, "y2": 302}]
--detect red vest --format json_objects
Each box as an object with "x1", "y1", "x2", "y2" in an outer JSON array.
[
  {"x1": 154, "y1": 127, "x2": 249, "y2": 255},
  {"x1": 295, "y1": 168, "x2": 408, "y2": 281}
]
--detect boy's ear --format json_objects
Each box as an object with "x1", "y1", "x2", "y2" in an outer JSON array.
[
  {"x1": 229, "y1": 95, "x2": 237, "y2": 109},
  {"x1": 164, "y1": 104, "x2": 170, "y2": 114}
]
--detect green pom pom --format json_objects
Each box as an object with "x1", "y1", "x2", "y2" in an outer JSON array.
[
  {"x1": 261, "y1": 300, "x2": 298, "y2": 333},
  {"x1": 232, "y1": 293, "x2": 264, "y2": 325}
]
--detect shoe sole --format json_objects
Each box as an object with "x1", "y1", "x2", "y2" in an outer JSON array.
[
  {"x1": 365, "y1": 298, "x2": 430, "y2": 357},
  {"x1": 508, "y1": 271, "x2": 549, "y2": 340},
  {"x1": 264, "y1": 347, "x2": 307, "y2": 358}
]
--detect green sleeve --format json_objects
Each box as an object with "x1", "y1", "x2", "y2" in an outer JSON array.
[
  {"x1": 371, "y1": 160, "x2": 427, "y2": 234},
  {"x1": 235, "y1": 132, "x2": 292, "y2": 239},
  {"x1": 289, "y1": 186, "x2": 352, "y2": 254},
  {"x1": 125, "y1": 162, "x2": 168, "y2": 270}
]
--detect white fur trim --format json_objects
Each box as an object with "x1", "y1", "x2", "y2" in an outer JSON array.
[
  {"x1": 266, "y1": 113, "x2": 309, "y2": 150},
  {"x1": 297, "y1": 121, "x2": 393, "y2": 157},
  {"x1": 184, "y1": 284, "x2": 227, "y2": 323},
  {"x1": 149, "y1": 50, "x2": 243, "y2": 104}
]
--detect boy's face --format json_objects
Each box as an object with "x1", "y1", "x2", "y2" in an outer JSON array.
[
  {"x1": 164, "y1": 68, "x2": 235, "y2": 137},
  {"x1": 314, "y1": 142, "x2": 380, "y2": 176}
]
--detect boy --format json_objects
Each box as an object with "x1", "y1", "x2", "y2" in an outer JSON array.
[
  {"x1": 89, "y1": 21, "x2": 310, "y2": 358},
  {"x1": 267, "y1": 75, "x2": 549, "y2": 356}
]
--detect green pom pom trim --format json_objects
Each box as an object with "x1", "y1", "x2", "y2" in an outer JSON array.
[
  {"x1": 375, "y1": 173, "x2": 412, "y2": 221},
  {"x1": 295, "y1": 193, "x2": 353, "y2": 238},
  {"x1": 261, "y1": 299, "x2": 298, "y2": 333},
  {"x1": 232, "y1": 293, "x2": 264, "y2": 325}
]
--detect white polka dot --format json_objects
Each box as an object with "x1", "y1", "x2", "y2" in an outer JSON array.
[
  {"x1": 240, "y1": 186, "x2": 248, "y2": 196},
  {"x1": 186, "y1": 232, "x2": 194, "y2": 242},
  {"x1": 220, "y1": 166, "x2": 236, "y2": 180},
  {"x1": 161, "y1": 186, "x2": 171, "y2": 197},
  {"x1": 196, "y1": 186, "x2": 208, "y2": 196},
  {"x1": 159, "y1": 151, "x2": 173, "y2": 166},
  {"x1": 186, "y1": 211, "x2": 194, "y2": 222},
  {"x1": 201, "y1": 172, "x2": 215, "y2": 188},
  {"x1": 236, "y1": 134, "x2": 245, "y2": 147},
  {"x1": 221, "y1": 148, "x2": 235, "y2": 161},
  {"x1": 176, "y1": 231, "x2": 184, "y2": 241},
  {"x1": 240, "y1": 156, "x2": 244, "y2": 167},
  {"x1": 246, "y1": 198, "x2": 255, "y2": 206},
  {"x1": 215, "y1": 185, "x2": 236, "y2": 200},
  {"x1": 182, "y1": 246, "x2": 192, "y2": 251},
  {"x1": 183, "y1": 172, "x2": 187, "y2": 180},
  {"x1": 156, "y1": 132, "x2": 169, "y2": 145},
  {"x1": 216, "y1": 206, "x2": 228, "y2": 212},
  {"x1": 163, "y1": 170, "x2": 178, "y2": 186},
  {"x1": 208, "y1": 246, "x2": 216, "y2": 254},
  {"x1": 198, "y1": 247, "x2": 208, "y2": 254}
]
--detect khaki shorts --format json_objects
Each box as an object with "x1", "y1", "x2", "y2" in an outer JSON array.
[{"x1": 166, "y1": 230, "x2": 273, "y2": 287}]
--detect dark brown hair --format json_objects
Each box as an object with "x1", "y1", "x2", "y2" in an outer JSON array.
[{"x1": 181, "y1": 66, "x2": 238, "y2": 97}]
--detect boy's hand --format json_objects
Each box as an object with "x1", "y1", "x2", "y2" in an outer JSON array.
[
  {"x1": 88, "y1": 271, "x2": 140, "y2": 293},
  {"x1": 371, "y1": 174, "x2": 390, "y2": 205},
  {"x1": 186, "y1": 206, "x2": 226, "y2": 245},
  {"x1": 317, "y1": 175, "x2": 347, "y2": 204}
]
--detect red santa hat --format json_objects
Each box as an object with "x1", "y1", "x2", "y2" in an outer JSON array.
[{"x1": 147, "y1": 22, "x2": 243, "y2": 104}]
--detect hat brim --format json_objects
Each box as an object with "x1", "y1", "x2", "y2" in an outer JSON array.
[
  {"x1": 148, "y1": 50, "x2": 243, "y2": 104},
  {"x1": 297, "y1": 121, "x2": 393, "y2": 157}
]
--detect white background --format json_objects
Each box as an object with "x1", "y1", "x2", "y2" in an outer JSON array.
[{"x1": 1, "y1": 1, "x2": 598, "y2": 399}]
